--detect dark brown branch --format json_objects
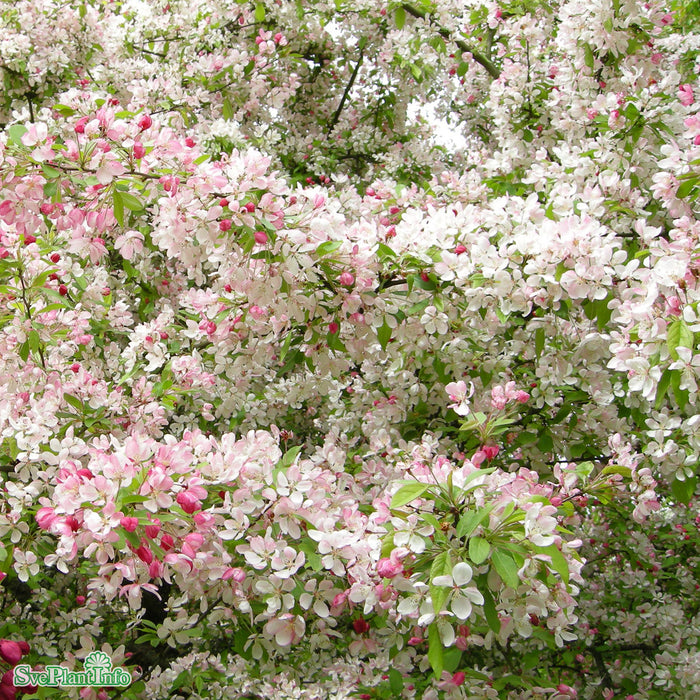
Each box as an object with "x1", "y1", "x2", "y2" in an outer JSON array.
[{"x1": 328, "y1": 48, "x2": 364, "y2": 134}]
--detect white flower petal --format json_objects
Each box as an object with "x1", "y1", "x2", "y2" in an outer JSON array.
[
  {"x1": 432, "y1": 574, "x2": 453, "y2": 587},
  {"x1": 451, "y1": 594, "x2": 473, "y2": 620},
  {"x1": 452, "y1": 562, "x2": 473, "y2": 586}
]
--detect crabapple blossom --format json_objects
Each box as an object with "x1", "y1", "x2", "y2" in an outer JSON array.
[{"x1": 0, "y1": 1, "x2": 698, "y2": 698}]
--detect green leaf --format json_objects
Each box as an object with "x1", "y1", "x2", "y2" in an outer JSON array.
[
  {"x1": 8, "y1": 125, "x2": 27, "y2": 147},
  {"x1": 667, "y1": 319, "x2": 693, "y2": 361},
  {"x1": 539, "y1": 544, "x2": 570, "y2": 585},
  {"x1": 255, "y1": 3, "x2": 265, "y2": 22},
  {"x1": 456, "y1": 502, "x2": 495, "y2": 538},
  {"x1": 478, "y1": 577, "x2": 500, "y2": 633},
  {"x1": 670, "y1": 368, "x2": 689, "y2": 410},
  {"x1": 113, "y1": 190, "x2": 125, "y2": 227},
  {"x1": 28, "y1": 329, "x2": 40, "y2": 354},
  {"x1": 655, "y1": 368, "x2": 673, "y2": 409},
  {"x1": 428, "y1": 623, "x2": 444, "y2": 677},
  {"x1": 120, "y1": 191, "x2": 144, "y2": 212},
  {"x1": 376, "y1": 242, "x2": 396, "y2": 259},
  {"x1": 315, "y1": 240, "x2": 342, "y2": 257},
  {"x1": 18, "y1": 340, "x2": 29, "y2": 363},
  {"x1": 394, "y1": 6, "x2": 406, "y2": 29},
  {"x1": 405, "y1": 298, "x2": 431, "y2": 316},
  {"x1": 222, "y1": 97, "x2": 234, "y2": 121},
  {"x1": 273, "y1": 445, "x2": 302, "y2": 484},
  {"x1": 389, "y1": 668, "x2": 404, "y2": 694},
  {"x1": 41, "y1": 163, "x2": 61, "y2": 179},
  {"x1": 64, "y1": 394, "x2": 84, "y2": 412},
  {"x1": 671, "y1": 475, "x2": 697, "y2": 505},
  {"x1": 457, "y1": 62, "x2": 469, "y2": 77},
  {"x1": 391, "y1": 482, "x2": 429, "y2": 508},
  {"x1": 430, "y1": 551, "x2": 452, "y2": 580},
  {"x1": 468, "y1": 536, "x2": 491, "y2": 565},
  {"x1": 377, "y1": 321, "x2": 392, "y2": 351},
  {"x1": 491, "y1": 548, "x2": 520, "y2": 589}
]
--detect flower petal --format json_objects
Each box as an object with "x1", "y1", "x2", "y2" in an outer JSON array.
[{"x1": 452, "y1": 562, "x2": 473, "y2": 586}]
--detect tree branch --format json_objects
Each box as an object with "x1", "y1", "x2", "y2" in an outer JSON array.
[
  {"x1": 401, "y1": 4, "x2": 500, "y2": 80},
  {"x1": 328, "y1": 48, "x2": 364, "y2": 134}
]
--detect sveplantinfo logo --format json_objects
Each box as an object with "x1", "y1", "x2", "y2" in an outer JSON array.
[{"x1": 13, "y1": 651, "x2": 131, "y2": 688}]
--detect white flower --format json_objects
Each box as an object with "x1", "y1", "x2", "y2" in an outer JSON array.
[
  {"x1": 420, "y1": 305, "x2": 449, "y2": 335},
  {"x1": 432, "y1": 562, "x2": 484, "y2": 619},
  {"x1": 13, "y1": 549, "x2": 40, "y2": 582}
]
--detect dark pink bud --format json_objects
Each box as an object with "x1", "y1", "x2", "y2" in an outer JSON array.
[
  {"x1": 482, "y1": 444, "x2": 500, "y2": 460},
  {"x1": 254, "y1": 230, "x2": 268, "y2": 244},
  {"x1": 0, "y1": 640, "x2": 22, "y2": 665},
  {"x1": 120, "y1": 516, "x2": 138, "y2": 532},
  {"x1": 176, "y1": 491, "x2": 201, "y2": 513},
  {"x1": 133, "y1": 142, "x2": 146, "y2": 159},
  {"x1": 138, "y1": 114, "x2": 152, "y2": 130},
  {"x1": 352, "y1": 618, "x2": 370, "y2": 634},
  {"x1": 135, "y1": 544, "x2": 153, "y2": 565}
]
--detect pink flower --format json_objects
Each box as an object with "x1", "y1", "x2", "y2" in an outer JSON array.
[
  {"x1": 679, "y1": 84, "x2": 694, "y2": 106},
  {"x1": 265, "y1": 614, "x2": 305, "y2": 646},
  {"x1": 36, "y1": 507, "x2": 59, "y2": 530}
]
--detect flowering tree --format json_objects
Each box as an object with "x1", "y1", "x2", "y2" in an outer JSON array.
[{"x1": 0, "y1": 0, "x2": 699, "y2": 699}]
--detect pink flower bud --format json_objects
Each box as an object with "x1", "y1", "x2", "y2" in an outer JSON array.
[
  {"x1": 451, "y1": 672, "x2": 466, "y2": 686},
  {"x1": 482, "y1": 444, "x2": 500, "y2": 460},
  {"x1": 120, "y1": 516, "x2": 139, "y2": 532},
  {"x1": 219, "y1": 219, "x2": 232, "y2": 231},
  {"x1": 223, "y1": 567, "x2": 246, "y2": 582},
  {"x1": 138, "y1": 114, "x2": 152, "y2": 130},
  {"x1": 454, "y1": 244, "x2": 467, "y2": 254},
  {"x1": 254, "y1": 230, "x2": 268, "y2": 244},
  {"x1": 515, "y1": 390, "x2": 530, "y2": 403},
  {"x1": 133, "y1": 142, "x2": 146, "y2": 159},
  {"x1": 76, "y1": 595, "x2": 86, "y2": 605},
  {"x1": 339, "y1": 272, "x2": 355, "y2": 286},
  {"x1": 352, "y1": 618, "x2": 370, "y2": 634},
  {"x1": 145, "y1": 521, "x2": 161, "y2": 539},
  {"x1": 328, "y1": 321, "x2": 339, "y2": 334},
  {"x1": 0, "y1": 640, "x2": 22, "y2": 665},
  {"x1": 376, "y1": 557, "x2": 403, "y2": 578},
  {"x1": 135, "y1": 544, "x2": 153, "y2": 565},
  {"x1": 176, "y1": 491, "x2": 201, "y2": 513}
]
